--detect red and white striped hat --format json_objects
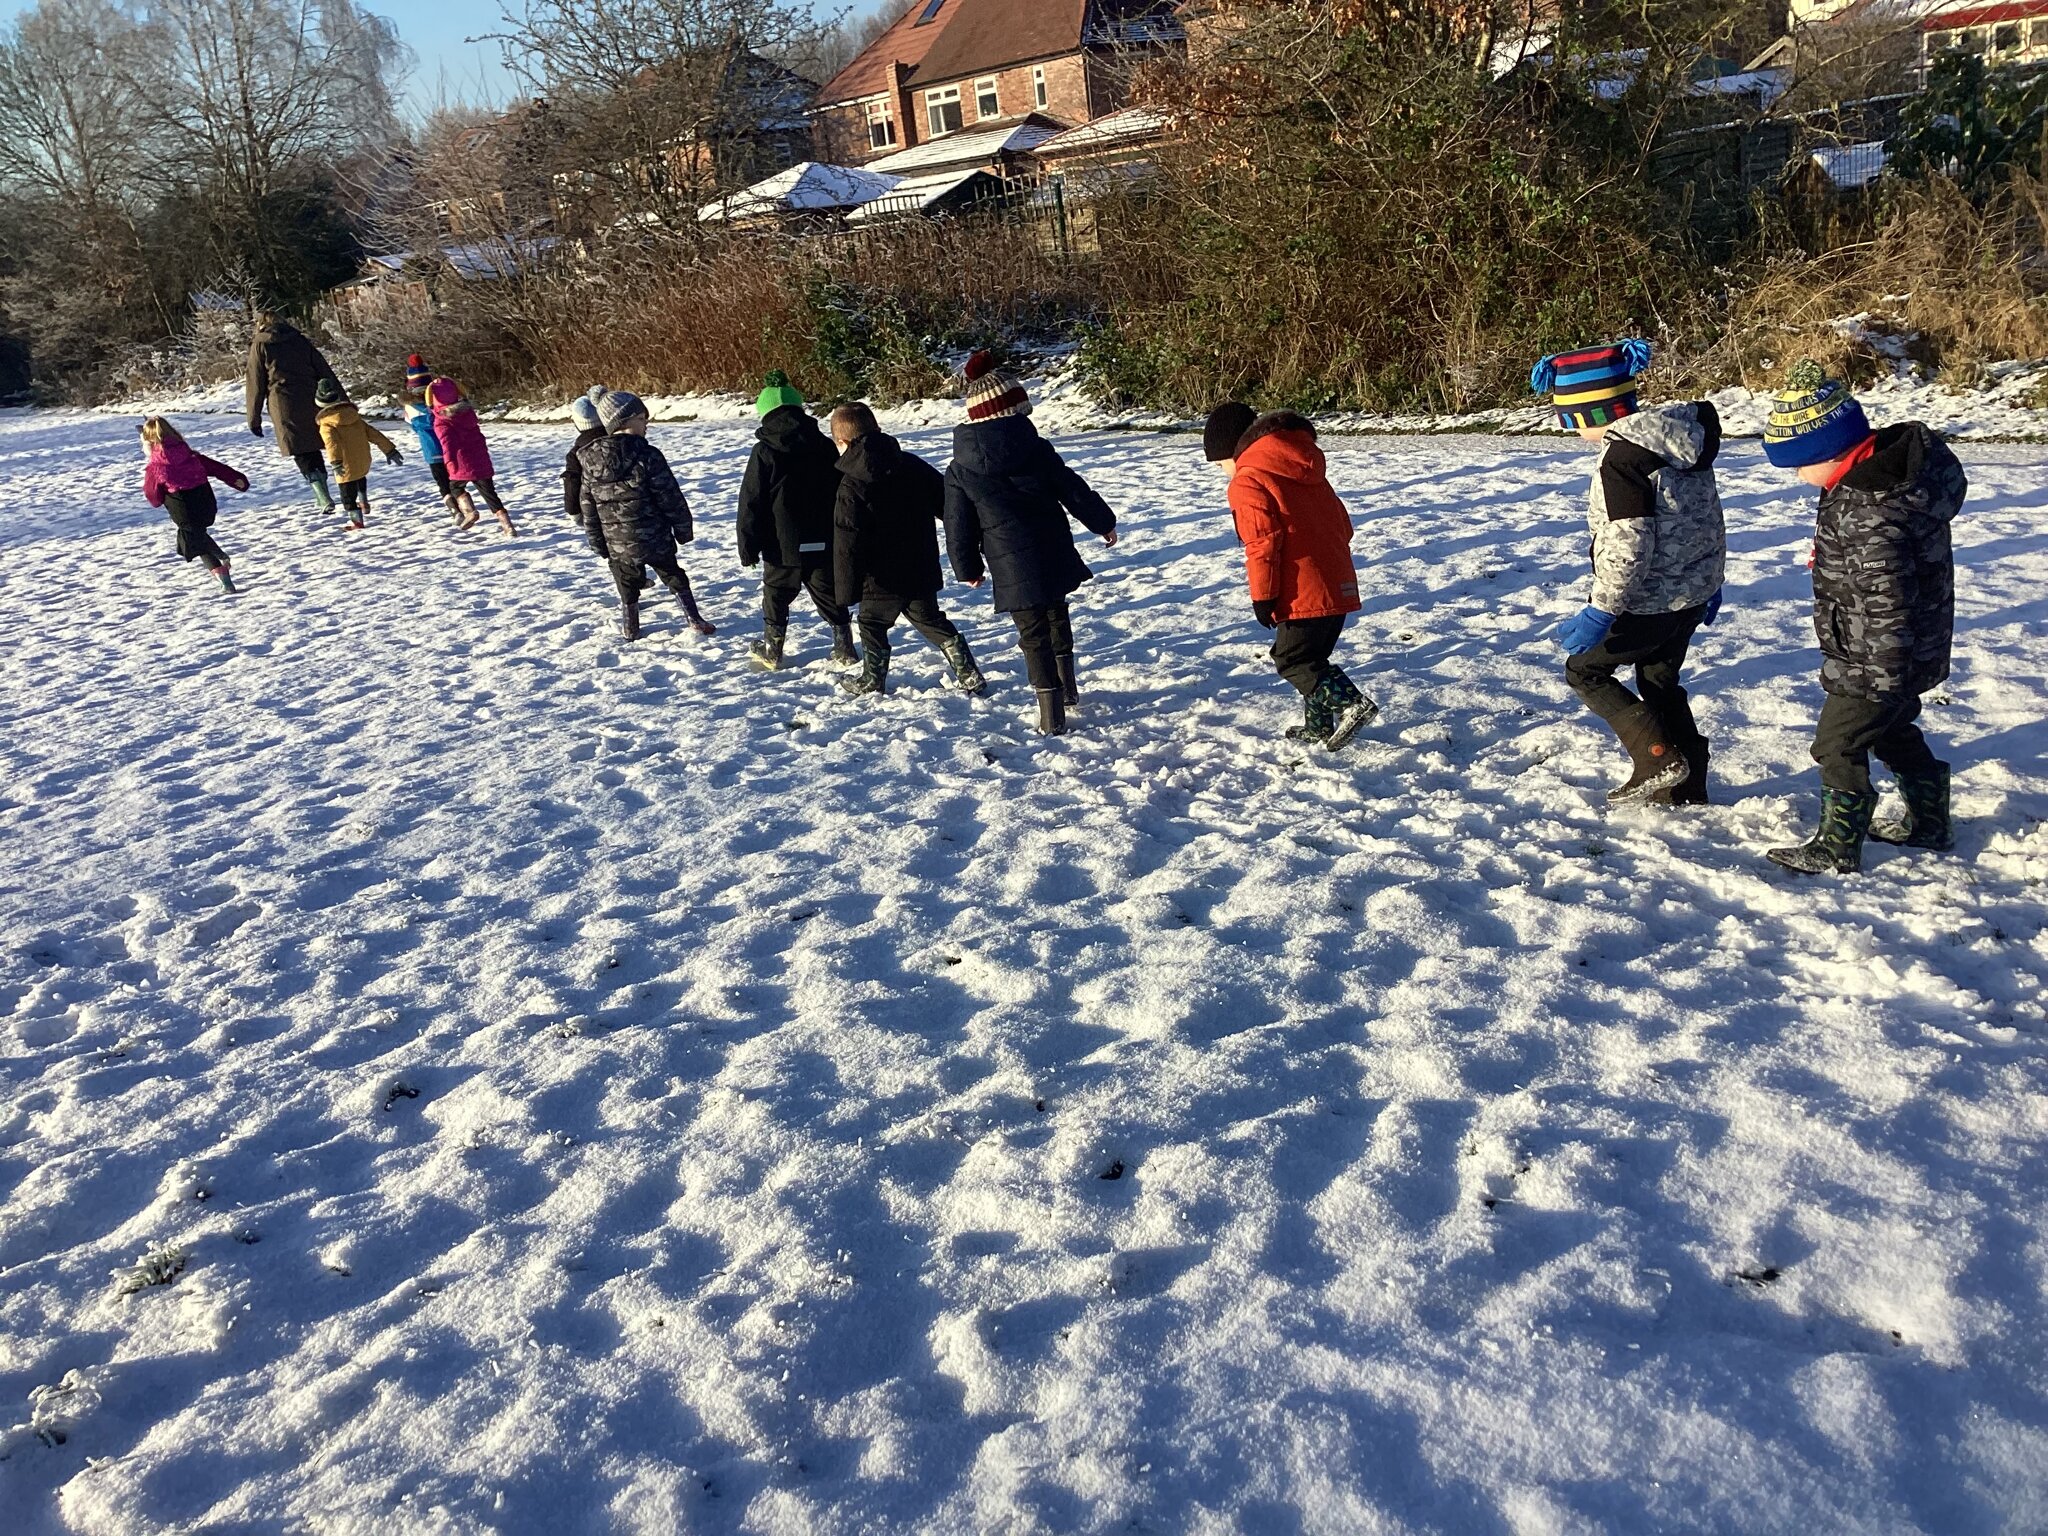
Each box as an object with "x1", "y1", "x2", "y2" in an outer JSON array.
[{"x1": 964, "y1": 350, "x2": 1030, "y2": 423}]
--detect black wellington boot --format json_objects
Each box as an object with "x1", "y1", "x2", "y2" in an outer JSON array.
[
  {"x1": 942, "y1": 637, "x2": 987, "y2": 696},
  {"x1": 830, "y1": 623, "x2": 860, "y2": 667},
  {"x1": 1650, "y1": 738, "x2": 1711, "y2": 806},
  {"x1": 1036, "y1": 689, "x2": 1067, "y2": 736},
  {"x1": 842, "y1": 650, "x2": 888, "y2": 697},
  {"x1": 1869, "y1": 766, "x2": 1954, "y2": 851},
  {"x1": 749, "y1": 624, "x2": 786, "y2": 671},
  {"x1": 1608, "y1": 709, "x2": 1690, "y2": 805},
  {"x1": 619, "y1": 599, "x2": 642, "y2": 642},
  {"x1": 1767, "y1": 788, "x2": 1878, "y2": 874},
  {"x1": 1055, "y1": 652, "x2": 1080, "y2": 707}
]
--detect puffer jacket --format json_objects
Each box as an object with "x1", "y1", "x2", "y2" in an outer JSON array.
[
  {"x1": 1226, "y1": 412, "x2": 1360, "y2": 621},
  {"x1": 577, "y1": 434, "x2": 693, "y2": 567},
  {"x1": 1587, "y1": 402, "x2": 1726, "y2": 615},
  {"x1": 1813, "y1": 422, "x2": 1965, "y2": 700},
  {"x1": 833, "y1": 431, "x2": 947, "y2": 606},
  {"x1": 428, "y1": 378, "x2": 495, "y2": 483},
  {"x1": 405, "y1": 402, "x2": 445, "y2": 464},
  {"x1": 317, "y1": 403, "x2": 399, "y2": 484},
  {"x1": 245, "y1": 319, "x2": 340, "y2": 457},
  {"x1": 737, "y1": 404, "x2": 839, "y2": 571},
  {"x1": 144, "y1": 440, "x2": 248, "y2": 516},
  {"x1": 565, "y1": 425, "x2": 605, "y2": 526},
  {"x1": 943, "y1": 414, "x2": 1116, "y2": 612}
]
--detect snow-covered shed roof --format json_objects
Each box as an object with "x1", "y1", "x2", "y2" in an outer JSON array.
[
  {"x1": 697, "y1": 161, "x2": 902, "y2": 223},
  {"x1": 865, "y1": 116, "x2": 1063, "y2": 176}
]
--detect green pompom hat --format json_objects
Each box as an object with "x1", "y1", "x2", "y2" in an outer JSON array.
[{"x1": 756, "y1": 370, "x2": 803, "y2": 417}]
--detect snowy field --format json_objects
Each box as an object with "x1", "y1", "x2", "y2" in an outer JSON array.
[{"x1": 3, "y1": 405, "x2": 2048, "y2": 1535}]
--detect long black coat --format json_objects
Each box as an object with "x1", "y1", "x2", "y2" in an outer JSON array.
[
  {"x1": 244, "y1": 320, "x2": 341, "y2": 458},
  {"x1": 832, "y1": 432, "x2": 947, "y2": 607},
  {"x1": 943, "y1": 415, "x2": 1116, "y2": 612},
  {"x1": 565, "y1": 425, "x2": 606, "y2": 526},
  {"x1": 1813, "y1": 422, "x2": 1965, "y2": 701},
  {"x1": 577, "y1": 434, "x2": 693, "y2": 567},
  {"x1": 737, "y1": 404, "x2": 839, "y2": 572}
]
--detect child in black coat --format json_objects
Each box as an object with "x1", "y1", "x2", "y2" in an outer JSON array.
[
  {"x1": 576, "y1": 390, "x2": 715, "y2": 642},
  {"x1": 829, "y1": 402, "x2": 984, "y2": 698},
  {"x1": 942, "y1": 353, "x2": 1117, "y2": 736},
  {"x1": 737, "y1": 371, "x2": 853, "y2": 670}
]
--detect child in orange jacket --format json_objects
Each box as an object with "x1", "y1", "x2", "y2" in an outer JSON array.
[{"x1": 1204, "y1": 402, "x2": 1378, "y2": 749}]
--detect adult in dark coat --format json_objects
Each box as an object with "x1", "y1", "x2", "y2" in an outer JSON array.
[
  {"x1": 736, "y1": 372, "x2": 853, "y2": 670},
  {"x1": 942, "y1": 353, "x2": 1116, "y2": 734},
  {"x1": 829, "y1": 403, "x2": 984, "y2": 698},
  {"x1": 1761, "y1": 364, "x2": 1967, "y2": 874},
  {"x1": 245, "y1": 313, "x2": 343, "y2": 511}
]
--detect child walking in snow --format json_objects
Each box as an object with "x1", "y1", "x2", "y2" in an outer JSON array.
[
  {"x1": 943, "y1": 352, "x2": 1117, "y2": 736},
  {"x1": 577, "y1": 390, "x2": 715, "y2": 642},
  {"x1": 1535, "y1": 340, "x2": 1726, "y2": 806},
  {"x1": 141, "y1": 417, "x2": 248, "y2": 594},
  {"x1": 737, "y1": 370, "x2": 854, "y2": 670},
  {"x1": 314, "y1": 379, "x2": 403, "y2": 532},
  {"x1": 1202, "y1": 402, "x2": 1377, "y2": 750},
  {"x1": 427, "y1": 375, "x2": 519, "y2": 536},
  {"x1": 1761, "y1": 362, "x2": 1965, "y2": 874},
  {"x1": 402, "y1": 355, "x2": 457, "y2": 517},
  {"x1": 829, "y1": 402, "x2": 985, "y2": 698},
  {"x1": 564, "y1": 386, "x2": 607, "y2": 529}
]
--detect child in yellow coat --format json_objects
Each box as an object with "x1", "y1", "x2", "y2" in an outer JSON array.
[{"x1": 315, "y1": 377, "x2": 402, "y2": 530}]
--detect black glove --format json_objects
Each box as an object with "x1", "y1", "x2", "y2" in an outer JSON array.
[
  {"x1": 384, "y1": 449, "x2": 403, "y2": 466},
  {"x1": 1252, "y1": 598, "x2": 1277, "y2": 629},
  {"x1": 249, "y1": 424, "x2": 264, "y2": 437}
]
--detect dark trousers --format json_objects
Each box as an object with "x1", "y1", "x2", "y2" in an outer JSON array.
[
  {"x1": 1272, "y1": 614, "x2": 1346, "y2": 696},
  {"x1": 1812, "y1": 692, "x2": 1944, "y2": 797},
  {"x1": 428, "y1": 462, "x2": 453, "y2": 498},
  {"x1": 453, "y1": 476, "x2": 506, "y2": 512},
  {"x1": 339, "y1": 476, "x2": 368, "y2": 512},
  {"x1": 165, "y1": 487, "x2": 225, "y2": 566},
  {"x1": 860, "y1": 593, "x2": 960, "y2": 659},
  {"x1": 1565, "y1": 605, "x2": 1707, "y2": 756},
  {"x1": 762, "y1": 561, "x2": 847, "y2": 629},
  {"x1": 1011, "y1": 599, "x2": 1074, "y2": 692},
  {"x1": 613, "y1": 556, "x2": 703, "y2": 619}
]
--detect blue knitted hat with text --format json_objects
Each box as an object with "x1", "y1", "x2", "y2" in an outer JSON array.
[{"x1": 1764, "y1": 360, "x2": 1872, "y2": 468}]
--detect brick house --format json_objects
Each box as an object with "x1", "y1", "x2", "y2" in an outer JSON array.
[{"x1": 810, "y1": 0, "x2": 1182, "y2": 168}]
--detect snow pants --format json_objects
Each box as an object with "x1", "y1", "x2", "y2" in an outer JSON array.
[
  {"x1": 164, "y1": 486, "x2": 227, "y2": 568},
  {"x1": 1811, "y1": 692, "x2": 1945, "y2": 798},
  {"x1": 612, "y1": 555, "x2": 705, "y2": 623},
  {"x1": 1271, "y1": 614, "x2": 1347, "y2": 696},
  {"x1": 1566, "y1": 605, "x2": 1708, "y2": 761},
  {"x1": 858, "y1": 593, "x2": 960, "y2": 661},
  {"x1": 762, "y1": 561, "x2": 848, "y2": 630},
  {"x1": 1010, "y1": 599, "x2": 1074, "y2": 692}
]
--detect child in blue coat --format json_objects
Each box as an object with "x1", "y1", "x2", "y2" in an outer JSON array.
[{"x1": 404, "y1": 354, "x2": 457, "y2": 519}]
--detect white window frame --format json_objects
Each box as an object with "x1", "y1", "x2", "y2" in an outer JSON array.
[
  {"x1": 864, "y1": 98, "x2": 897, "y2": 150},
  {"x1": 1033, "y1": 65, "x2": 1049, "y2": 110},
  {"x1": 975, "y1": 76, "x2": 1000, "y2": 120},
  {"x1": 926, "y1": 85, "x2": 962, "y2": 137}
]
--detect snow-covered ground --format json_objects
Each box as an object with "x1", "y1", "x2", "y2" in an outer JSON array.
[{"x1": 3, "y1": 405, "x2": 2047, "y2": 1534}]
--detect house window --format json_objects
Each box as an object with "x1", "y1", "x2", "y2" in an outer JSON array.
[
  {"x1": 913, "y1": 0, "x2": 945, "y2": 23},
  {"x1": 926, "y1": 86, "x2": 962, "y2": 136},
  {"x1": 1963, "y1": 27, "x2": 1989, "y2": 53},
  {"x1": 2032, "y1": 18, "x2": 2048, "y2": 51},
  {"x1": 975, "y1": 77, "x2": 999, "y2": 119},
  {"x1": 864, "y1": 99, "x2": 897, "y2": 150},
  {"x1": 1996, "y1": 22, "x2": 2022, "y2": 53},
  {"x1": 1033, "y1": 66, "x2": 1049, "y2": 110}
]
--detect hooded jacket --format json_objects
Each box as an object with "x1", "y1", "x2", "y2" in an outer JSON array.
[
  {"x1": 565, "y1": 425, "x2": 606, "y2": 527},
  {"x1": 737, "y1": 404, "x2": 839, "y2": 571},
  {"x1": 1586, "y1": 403, "x2": 1727, "y2": 615},
  {"x1": 943, "y1": 414, "x2": 1116, "y2": 613},
  {"x1": 144, "y1": 440, "x2": 248, "y2": 520},
  {"x1": 832, "y1": 431, "x2": 948, "y2": 606},
  {"x1": 577, "y1": 434, "x2": 694, "y2": 567},
  {"x1": 245, "y1": 319, "x2": 342, "y2": 458},
  {"x1": 1812, "y1": 422, "x2": 1965, "y2": 700},
  {"x1": 317, "y1": 402, "x2": 400, "y2": 484},
  {"x1": 1226, "y1": 413, "x2": 1360, "y2": 622},
  {"x1": 428, "y1": 378, "x2": 495, "y2": 483},
  {"x1": 405, "y1": 401, "x2": 445, "y2": 464}
]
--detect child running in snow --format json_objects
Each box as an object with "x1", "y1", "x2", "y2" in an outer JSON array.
[
  {"x1": 829, "y1": 401, "x2": 985, "y2": 698},
  {"x1": 577, "y1": 390, "x2": 715, "y2": 642},
  {"x1": 314, "y1": 378, "x2": 402, "y2": 531},
  {"x1": 1202, "y1": 402, "x2": 1377, "y2": 750},
  {"x1": 402, "y1": 355, "x2": 457, "y2": 518},
  {"x1": 1761, "y1": 361, "x2": 1966, "y2": 874},
  {"x1": 1535, "y1": 340, "x2": 1726, "y2": 806},
  {"x1": 737, "y1": 370, "x2": 854, "y2": 670},
  {"x1": 140, "y1": 417, "x2": 248, "y2": 594},
  {"x1": 427, "y1": 375, "x2": 519, "y2": 536},
  {"x1": 943, "y1": 351, "x2": 1117, "y2": 736}
]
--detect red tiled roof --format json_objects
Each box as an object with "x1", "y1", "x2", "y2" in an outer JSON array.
[
  {"x1": 815, "y1": 0, "x2": 959, "y2": 107},
  {"x1": 908, "y1": 0, "x2": 1091, "y2": 85}
]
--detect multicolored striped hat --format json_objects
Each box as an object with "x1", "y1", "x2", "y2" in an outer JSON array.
[
  {"x1": 405, "y1": 353, "x2": 433, "y2": 392},
  {"x1": 1531, "y1": 339, "x2": 1654, "y2": 429},
  {"x1": 964, "y1": 350, "x2": 1030, "y2": 423},
  {"x1": 1764, "y1": 360, "x2": 1871, "y2": 468}
]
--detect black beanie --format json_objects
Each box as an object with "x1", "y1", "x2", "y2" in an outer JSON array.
[{"x1": 1203, "y1": 401, "x2": 1256, "y2": 462}]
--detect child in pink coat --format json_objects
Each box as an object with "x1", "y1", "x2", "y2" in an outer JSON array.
[
  {"x1": 141, "y1": 416, "x2": 250, "y2": 594},
  {"x1": 427, "y1": 376, "x2": 518, "y2": 535}
]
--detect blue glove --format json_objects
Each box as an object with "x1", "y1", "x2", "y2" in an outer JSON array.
[
  {"x1": 1703, "y1": 587, "x2": 1723, "y2": 626},
  {"x1": 1556, "y1": 605, "x2": 1616, "y2": 655}
]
